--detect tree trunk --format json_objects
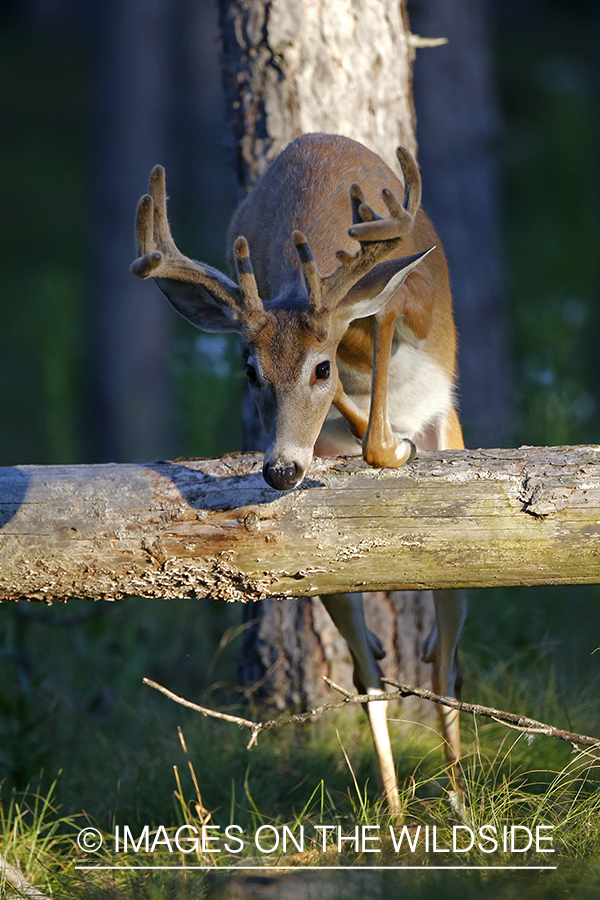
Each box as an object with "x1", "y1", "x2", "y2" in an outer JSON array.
[
  {"x1": 87, "y1": 0, "x2": 176, "y2": 463},
  {"x1": 218, "y1": 0, "x2": 417, "y2": 195},
  {"x1": 218, "y1": 0, "x2": 448, "y2": 710}
]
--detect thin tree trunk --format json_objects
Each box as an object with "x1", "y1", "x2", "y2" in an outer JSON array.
[
  {"x1": 87, "y1": 0, "x2": 175, "y2": 463},
  {"x1": 409, "y1": 0, "x2": 513, "y2": 448},
  {"x1": 218, "y1": 0, "x2": 438, "y2": 710}
]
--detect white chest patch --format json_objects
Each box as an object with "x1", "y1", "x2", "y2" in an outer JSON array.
[{"x1": 320, "y1": 341, "x2": 455, "y2": 455}]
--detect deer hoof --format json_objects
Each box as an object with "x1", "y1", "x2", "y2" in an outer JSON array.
[
  {"x1": 396, "y1": 438, "x2": 416, "y2": 465},
  {"x1": 364, "y1": 436, "x2": 416, "y2": 468}
]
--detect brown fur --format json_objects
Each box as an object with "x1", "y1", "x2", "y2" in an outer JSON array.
[
  {"x1": 228, "y1": 133, "x2": 462, "y2": 451},
  {"x1": 131, "y1": 134, "x2": 466, "y2": 812}
]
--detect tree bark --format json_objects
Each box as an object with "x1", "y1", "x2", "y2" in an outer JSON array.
[
  {"x1": 218, "y1": 0, "x2": 438, "y2": 707},
  {"x1": 218, "y1": 0, "x2": 504, "y2": 708},
  {"x1": 218, "y1": 0, "x2": 417, "y2": 196},
  {"x1": 2, "y1": 445, "x2": 599, "y2": 601}
]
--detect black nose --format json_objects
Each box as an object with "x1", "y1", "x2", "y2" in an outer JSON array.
[{"x1": 263, "y1": 460, "x2": 302, "y2": 491}]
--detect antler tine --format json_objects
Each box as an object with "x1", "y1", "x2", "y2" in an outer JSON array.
[
  {"x1": 345, "y1": 145, "x2": 421, "y2": 244},
  {"x1": 347, "y1": 187, "x2": 413, "y2": 243},
  {"x1": 131, "y1": 165, "x2": 181, "y2": 277},
  {"x1": 322, "y1": 237, "x2": 400, "y2": 310},
  {"x1": 395, "y1": 146, "x2": 421, "y2": 221},
  {"x1": 349, "y1": 183, "x2": 371, "y2": 224},
  {"x1": 233, "y1": 237, "x2": 268, "y2": 332},
  {"x1": 130, "y1": 166, "x2": 245, "y2": 313},
  {"x1": 320, "y1": 147, "x2": 423, "y2": 309},
  {"x1": 292, "y1": 231, "x2": 323, "y2": 312},
  {"x1": 131, "y1": 194, "x2": 163, "y2": 277},
  {"x1": 148, "y1": 164, "x2": 179, "y2": 257}
]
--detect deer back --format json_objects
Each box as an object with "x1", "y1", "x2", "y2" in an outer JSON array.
[
  {"x1": 227, "y1": 133, "x2": 456, "y2": 379},
  {"x1": 131, "y1": 132, "x2": 460, "y2": 488}
]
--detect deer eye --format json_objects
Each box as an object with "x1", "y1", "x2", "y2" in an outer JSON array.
[
  {"x1": 315, "y1": 360, "x2": 331, "y2": 381},
  {"x1": 245, "y1": 364, "x2": 258, "y2": 383}
]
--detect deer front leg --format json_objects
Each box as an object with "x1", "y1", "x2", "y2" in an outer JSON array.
[
  {"x1": 331, "y1": 377, "x2": 370, "y2": 440},
  {"x1": 320, "y1": 592, "x2": 400, "y2": 816},
  {"x1": 362, "y1": 310, "x2": 415, "y2": 468}
]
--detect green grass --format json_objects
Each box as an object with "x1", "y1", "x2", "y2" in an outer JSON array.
[
  {"x1": 1, "y1": 4, "x2": 600, "y2": 897},
  {"x1": 2, "y1": 748, "x2": 600, "y2": 898},
  {"x1": 3, "y1": 587, "x2": 600, "y2": 898},
  {"x1": 3, "y1": 651, "x2": 600, "y2": 898}
]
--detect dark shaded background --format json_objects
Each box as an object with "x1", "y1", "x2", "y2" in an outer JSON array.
[
  {"x1": 1, "y1": 0, "x2": 598, "y2": 465},
  {"x1": 0, "y1": 0, "x2": 599, "y2": 828}
]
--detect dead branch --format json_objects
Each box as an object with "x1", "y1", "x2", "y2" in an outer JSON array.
[
  {"x1": 0, "y1": 851, "x2": 53, "y2": 900},
  {"x1": 145, "y1": 674, "x2": 600, "y2": 757},
  {"x1": 382, "y1": 679, "x2": 600, "y2": 756},
  {"x1": 143, "y1": 676, "x2": 386, "y2": 749}
]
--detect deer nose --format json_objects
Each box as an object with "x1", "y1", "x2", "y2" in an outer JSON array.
[{"x1": 263, "y1": 459, "x2": 302, "y2": 491}]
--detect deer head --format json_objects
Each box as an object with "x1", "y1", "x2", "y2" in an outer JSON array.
[{"x1": 131, "y1": 149, "x2": 430, "y2": 491}]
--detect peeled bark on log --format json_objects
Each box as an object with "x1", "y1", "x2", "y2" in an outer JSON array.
[{"x1": 2, "y1": 446, "x2": 599, "y2": 603}]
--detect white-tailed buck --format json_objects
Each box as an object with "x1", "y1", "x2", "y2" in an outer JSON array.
[{"x1": 131, "y1": 133, "x2": 467, "y2": 813}]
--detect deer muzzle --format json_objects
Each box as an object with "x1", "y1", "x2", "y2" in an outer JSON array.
[{"x1": 262, "y1": 458, "x2": 304, "y2": 491}]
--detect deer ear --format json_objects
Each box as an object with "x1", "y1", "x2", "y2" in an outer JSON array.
[
  {"x1": 339, "y1": 247, "x2": 434, "y2": 322},
  {"x1": 152, "y1": 271, "x2": 245, "y2": 334},
  {"x1": 130, "y1": 172, "x2": 248, "y2": 334}
]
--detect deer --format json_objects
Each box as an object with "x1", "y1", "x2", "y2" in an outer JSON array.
[{"x1": 130, "y1": 132, "x2": 467, "y2": 815}]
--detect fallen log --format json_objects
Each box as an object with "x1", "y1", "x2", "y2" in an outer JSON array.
[{"x1": 1, "y1": 445, "x2": 599, "y2": 603}]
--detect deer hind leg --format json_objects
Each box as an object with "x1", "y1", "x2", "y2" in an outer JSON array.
[
  {"x1": 320, "y1": 592, "x2": 400, "y2": 815},
  {"x1": 415, "y1": 407, "x2": 466, "y2": 783},
  {"x1": 422, "y1": 589, "x2": 467, "y2": 779}
]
